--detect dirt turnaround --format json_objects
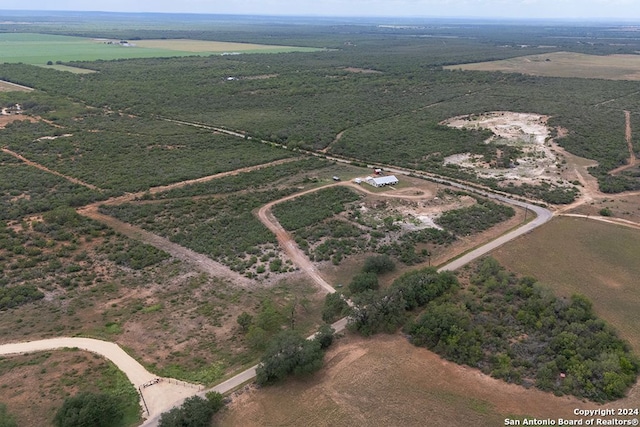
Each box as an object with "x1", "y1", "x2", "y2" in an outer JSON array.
[{"x1": 0, "y1": 338, "x2": 201, "y2": 421}]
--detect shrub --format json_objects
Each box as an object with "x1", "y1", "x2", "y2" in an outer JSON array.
[
  {"x1": 348, "y1": 272, "x2": 379, "y2": 294},
  {"x1": 53, "y1": 392, "x2": 124, "y2": 427}
]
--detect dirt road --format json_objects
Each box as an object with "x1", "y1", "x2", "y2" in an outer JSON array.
[
  {"x1": 78, "y1": 205, "x2": 253, "y2": 287},
  {"x1": 1, "y1": 148, "x2": 102, "y2": 191},
  {"x1": 255, "y1": 181, "x2": 436, "y2": 294},
  {"x1": 257, "y1": 184, "x2": 341, "y2": 294},
  {"x1": 0, "y1": 337, "x2": 200, "y2": 420},
  {"x1": 610, "y1": 110, "x2": 638, "y2": 175}
]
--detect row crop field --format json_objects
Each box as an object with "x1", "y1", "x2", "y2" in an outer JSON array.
[{"x1": 0, "y1": 33, "x2": 321, "y2": 67}]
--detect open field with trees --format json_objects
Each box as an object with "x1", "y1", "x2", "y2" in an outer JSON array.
[
  {"x1": 216, "y1": 334, "x2": 639, "y2": 427},
  {"x1": 445, "y1": 52, "x2": 640, "y2": 81},
  {"x1": 1, "y1": 11, "x2": 640, "y2": 425},
  {"x1": 0, "y1": 349, "x2": 140, "y2": 427},
  {"x1": 492, "y1": 217, "x2": 640, "y2": 352}
]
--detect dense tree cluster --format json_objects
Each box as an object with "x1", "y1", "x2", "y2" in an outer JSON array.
[
  {"x1": 347, "y1": 267, "x2": 458, "y2": 336},
  {"x1": 435, "y1": 197, "x2": 515, "y2": 236},
  {"x1": 404, "y1": 258, "x2": 639, "y2": 402},
  {"x1": 255, "y1": 329, "x2": 332, "y2": 385},
  {"x1": 158, "y1": 393, "x2": 225, "y2": 427},
  {"x1": 53, "y1": 392, "x2": 124, "y2": 427}
]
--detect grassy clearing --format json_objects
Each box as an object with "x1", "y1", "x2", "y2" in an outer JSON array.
[
  {"x1": 217, "y1": 334, "x2": 614, "y2": 427},
  {"x1": 0, "y1": 33, "x2": 321, "y2": 66},
  {"x1": 0, "y1": 80, "x2": 33, "y2": 92},
  {"x1": 445, "y1": 52, "x2": 640, "y2": 81},
  {"x1": 134, "y1": 39, "x2": 320, "y2": 54},
  {"x1": 492, "y1": 216, "x2": 640, "y2": 352},
  {"x1": 0, "y1": 350, "x2": 140, "y2": 427}
]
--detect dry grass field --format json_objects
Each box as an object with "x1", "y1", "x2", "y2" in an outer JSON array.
[
  {"x1": 133, "y1": 39, "x2": 319, "y2": 54},
  {"x1": 0, "y1": 349, "x2": 139, "y2": 426},
  {"x1": 492, "y1": 216, "x2": 640, "y2": 352},
  {"x1": 445, "y1": 52, "x2": 640, "y2": 80},
  {"x1": 217, "y1": 334, "x2": 639, "y2": 427},
  {"x1": 0, "y1": 80, "x2": 33, "y2": 92}
]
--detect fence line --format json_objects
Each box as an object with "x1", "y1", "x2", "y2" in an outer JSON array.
[{"x1": 137, "y1": 386, "x2": 150, "y2": 416}]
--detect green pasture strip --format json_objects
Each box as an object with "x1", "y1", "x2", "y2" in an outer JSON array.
[{"x1": 0, "y1": 33, "x2": 319, "y2": 66}]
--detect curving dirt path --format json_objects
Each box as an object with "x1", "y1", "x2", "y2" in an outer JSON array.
[
  {"x1": 0, "y1": 337, "x2": 200, "y2": 421},
  {"x1": 257, "y1": 184, "x2": 342, "y2": 294},
  {"x1": 74, "y1": 158, "x2": 302, "y2": 288},
  {"x1": 256, "y1": 180, "x2": 437, "y2": 294}
]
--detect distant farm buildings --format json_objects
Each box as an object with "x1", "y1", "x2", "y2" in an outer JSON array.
[{"x1": 365, "y1": 175, "x2": 399, "y2": 188}]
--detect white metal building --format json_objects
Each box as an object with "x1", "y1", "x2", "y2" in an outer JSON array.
[{"x1": 365, "y1": 175, "x2": 399, "y2": 187}]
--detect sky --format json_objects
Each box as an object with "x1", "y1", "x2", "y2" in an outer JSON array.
[{"x1": 4, "y1": 0, "x2": 640, "y2": 21}]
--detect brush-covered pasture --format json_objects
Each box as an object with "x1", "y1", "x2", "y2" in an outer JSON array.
[
  {"x1": 2, "y1": 14, "x2": 640, "y2": 426},
  {"x1": 492, "y1": 217, "x2": 640, "y2": 353}
]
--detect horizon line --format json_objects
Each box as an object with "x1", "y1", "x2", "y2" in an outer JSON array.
[{"x1": 0, "y1": 9, "x2": 640, "y2": 25}]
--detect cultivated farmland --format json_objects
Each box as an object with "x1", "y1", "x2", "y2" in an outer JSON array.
[{"x1": 0, "y1": 33, "x2": 320, "y2": 66}]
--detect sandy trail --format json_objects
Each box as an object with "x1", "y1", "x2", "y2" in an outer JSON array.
[
  {"x1": 78, "y1": 205, "x2": 252, "y2": 287},
  {"x1": 74, "y1": 158, "x2": 301, "y2": 287},
  {"x1": 609, "y1": 110, "x2": 638, "y2": 175},
  {"x1": 1, "y1": 147, "x2": 102, "y2": 191},
  {"x1": 0, "y1": 337, "x2": 200, "y2": 420}
]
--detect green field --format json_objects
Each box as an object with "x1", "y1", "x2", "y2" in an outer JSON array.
[
  {"x1": 0, "y1": 33, "x2": 321, "y2": 67},
  {"x1": 492, "y1": 217, "x2": 640, "y2": 351}
]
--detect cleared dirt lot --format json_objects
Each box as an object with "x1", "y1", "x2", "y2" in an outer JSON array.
[{"x1": 217, "y1": 333, "x2": 638, "y2": 427}]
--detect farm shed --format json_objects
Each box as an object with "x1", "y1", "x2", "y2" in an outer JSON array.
[{"x1": 365, "y1": 175, "x2": 399, "y2": 187}]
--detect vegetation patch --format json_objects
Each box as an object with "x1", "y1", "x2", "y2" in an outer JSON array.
[
  {"x1": 101, "y1": 189, "x2": 296, "y2": 278},
  {"x1": 492, "y1": 217, "x2": 640, "y2": 352},
  {"x1": 0, "y1": 350, "x2": 140, "y2": 427},
  {"x1": 272, "y1": 186, "x2": 362, "y2": 231},
  {"x1": 403, "y1": 258, "x2": 639, "y2": 402},
  {"x1": 151, "y1": 157, "x2": 330, "y2": 199},
  {"x1": 435, "y1": 195, "x2": 515, "y2": 236},
  {"x1": 0, "y1": 151, "x2": 104, "y2": 220}
]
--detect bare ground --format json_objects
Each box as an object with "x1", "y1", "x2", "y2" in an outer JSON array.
[{"x1": 218, "y1": 333, "x2": 638, "y2": 427}]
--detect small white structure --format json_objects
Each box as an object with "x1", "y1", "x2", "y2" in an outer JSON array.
[
  {"x1": 365, "y1": 175, "x2": 399, "y2": 188},
  {"x1": 354, "y1": 178, "x2": 362, "y2": 184}
]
